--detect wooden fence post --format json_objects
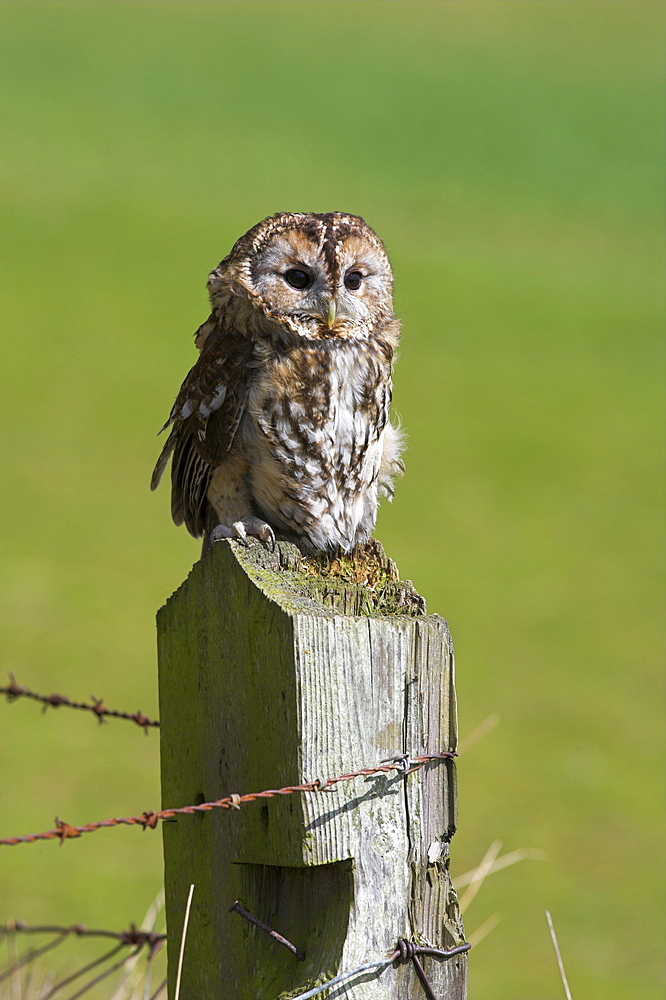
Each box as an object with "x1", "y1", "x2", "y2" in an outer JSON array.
[{"x1": 157, "y1": 539, "x2": 467, "y2": 999}]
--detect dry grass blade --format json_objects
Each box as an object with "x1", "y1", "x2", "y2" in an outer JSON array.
[
  {"x1": 42, "y1": 944, "x2": 125, "y2": 999},
  {"x1": 467, "y1": 913, "x2": 502, "y2": 948},
  {"x1": 173, "y1": 885, "x2": 194, "y2": 1000},
  {"x1": 0, "y1": 964, "x2": 54, "y2": 1000},
  {"x1": 546, "y1": 910, "x2": 573, "y2": 1000},
  {"x1": 457, "y1": 714, "x2": 500, "y2": 755},
  {"x1": 0, "y1": 904, "x2": 166, "y2": 1000},
  {"x1": 458, "y1": 839, "x2": 502, "y2": 914},
  {"x1": 139, "y1": 964, "x2": 152, "y2": 1000},
  {"x1": 454, "y1": 846, "x2": 547, "y2": 888},
  {"x1": 24, "y1": 964, "x2": 54, "y2": 1000},
  {"x1": 147, "y1": 978, "x2": 167, "y2": 1000},
  {"x1": 0, "y1": 933, "x2": 67, "y2": 986},
  {"x1": 107, "y1": 891, "x2": 165, "y2": 1000},
  {"x1": 64, "y1": 946, "x2": 142, "y2": 1000},
  {"x1": 5, "y1": 927, "x2": 19, "y2": 1000}
]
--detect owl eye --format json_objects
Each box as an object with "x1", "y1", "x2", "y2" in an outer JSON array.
[
  {"x1": 284, "y1": 268, "x2": 312, "y2": 290},
  {"x1": 344, "y1": 271, "x2": 363, "y2": 291}
]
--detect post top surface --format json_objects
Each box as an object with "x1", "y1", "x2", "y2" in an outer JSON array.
[{"x1": 158, "y1": 538, "x2": 449, "y2": 626}]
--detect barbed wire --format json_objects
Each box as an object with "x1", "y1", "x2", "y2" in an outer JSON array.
[
  {"x1": 0, "y1": 920, "x2": 470, "y2": 1000},
  {"x1": 228, "y1": 901, "x2": 470, "y2": 998},
  {"x1": 0, "y1": 921, "x2": 166, "y2": 1000},
  {"x1": 0, "y1": 674, "x2": 159, "y2": 731},
  {"x1": 0, "y1": 749, "x2": 455, "y2": 847},
  {"x1": 289, "y1": 939, "x2": 471, "y2": 1000},
  {"x1": 1, "y1": 921, "x2": 165, "y2": 953}
]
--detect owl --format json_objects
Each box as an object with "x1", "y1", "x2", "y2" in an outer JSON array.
[{"x1": 151, "y1": 212, "x2": 404, "y2": 555}]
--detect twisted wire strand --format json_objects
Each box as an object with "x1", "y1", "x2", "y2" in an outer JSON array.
[
  {"x1": 0, "y1": 922, "x2": 165, "y2": 951},
  {"x1": 290, "y1": 958, "x2": 394, "y2": 999},
  {"x1": 0, "y1": 750, "x2": 455, "y2": 847},
  {"x1": 1, "y1": 675, "x2": 158, "y2": 731},
  {"x1": 289, "y1": 942, "x2": 472, "y2": 1000}
]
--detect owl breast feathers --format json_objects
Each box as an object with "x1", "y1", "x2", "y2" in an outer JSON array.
[{"x1": 151, "y1": 212, "x2": 405, "y2": 555}]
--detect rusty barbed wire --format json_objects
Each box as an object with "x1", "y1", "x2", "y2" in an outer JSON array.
[
  {"x1": 0, "y1": 922, "x2": 166, "y2": 1000},
  {"x1": 1, "y1": 921, "x2": 166, "y2": 954},
  {"x1": 0, "y1": 674, "x2": 159, "y2": 731},
  {"x1": 0, "y1": 749, "x2": 455, "y2": 847}
]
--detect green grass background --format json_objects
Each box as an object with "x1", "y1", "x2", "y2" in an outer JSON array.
[{"x1": 0, "y1": 1, "x2": 663, "y2": 996}]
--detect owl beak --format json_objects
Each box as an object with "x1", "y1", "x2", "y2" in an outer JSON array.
[{"x1": 326, "y1": 299, "x2": 337, "y2": 329}]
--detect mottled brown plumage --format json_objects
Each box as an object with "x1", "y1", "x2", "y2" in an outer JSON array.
[{"x1": 151, "y1": 212, "x2": 404, "y2": 554}]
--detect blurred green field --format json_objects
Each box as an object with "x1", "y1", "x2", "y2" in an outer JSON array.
[{"x1": 0, "y1": 1, "x2": 663, "y2": 996}]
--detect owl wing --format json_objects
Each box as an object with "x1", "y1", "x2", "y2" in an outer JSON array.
[{"x1": 150, "y1": 322, "x2": 253, "y2": 537}]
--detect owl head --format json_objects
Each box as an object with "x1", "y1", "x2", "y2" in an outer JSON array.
[{"x1": 207, "y1": 213, "x2": 395, "y2": 341}]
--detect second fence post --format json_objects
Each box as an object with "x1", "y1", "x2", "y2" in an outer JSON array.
[{"x1": 157, "y1": 538, "x2": 467, "y2": 998}]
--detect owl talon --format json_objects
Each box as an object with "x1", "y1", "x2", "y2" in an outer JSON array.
[
  {"x1": 255, "y1": 521, "x2": 276, "y2": 552},
  {"x1": 210, "y1": 518, "x2": 275, "y2": 550},
  {"x1": 210, "y1": 524, "x2": 234, "y2": 544},
  {"x1": 240, "y1": 517, "x2": 276, "y2": 551},
  {"x1": 232, "y1": 521, "x2": 250, "y2": 546}
]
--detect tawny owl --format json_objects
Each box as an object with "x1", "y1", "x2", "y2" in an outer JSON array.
[{"x1": 151, "y1": 212, "x2": 404, "y2": 555}]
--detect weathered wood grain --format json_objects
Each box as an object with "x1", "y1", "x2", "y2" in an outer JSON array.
[{"x1": 157, "y1": 539, "x2": 467, "y2": 998}]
